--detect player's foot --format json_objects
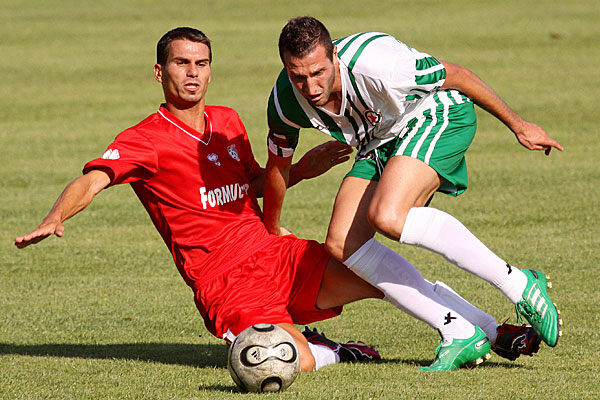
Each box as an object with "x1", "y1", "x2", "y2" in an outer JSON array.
[
  {"x1": 515, "y1": 269, "x2": 562, "y2": 347},
  {"x1": 301, "y1": 327, "x2": 380, "y2": 362},
  {"x1": 419, "y1": 326, "x2": 491, "y2": 371},
  {"x1": 492, "y1": 323, "x2": 541, "y2": 361}
]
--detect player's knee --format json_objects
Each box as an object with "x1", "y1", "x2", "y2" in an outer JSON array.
[
  {"x1": 325, "y1": 233, "x2": 369, "y2": 261},
  {"x1": 298, "y1": 345, "x2": 316, "y2": 371},
  {"x1": 366, "y1": 204, "x2": 407, "y2": 239},
  {"x1": 324, "y1": 234, "x2": 345, "y2": 261}
]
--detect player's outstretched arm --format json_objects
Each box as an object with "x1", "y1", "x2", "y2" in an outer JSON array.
[
  {"x1": 15, "y1": 170, "x2": 111, "y2": 249},
  {"x1": 441, "y1": 61, "x2": 563, "y2": 155}
]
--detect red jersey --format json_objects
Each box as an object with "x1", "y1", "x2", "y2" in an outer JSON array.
[{"x1": 84, "y1": 105, "x2": 273, "y2": 288}]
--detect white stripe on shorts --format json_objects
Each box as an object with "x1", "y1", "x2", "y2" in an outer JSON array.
[
  {"x1": 410, "y1": 104, "x2": 437, "y2": 161},
  {"x1": 397, "y1": 114, "x2": 427, "y2": 155},
  {"x1": 424, "y1": 93, "x2": 451, "y2": 164}
]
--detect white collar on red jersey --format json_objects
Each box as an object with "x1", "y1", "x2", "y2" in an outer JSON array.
[{"x1": 157, "y1": 108, "x2": 213, "y2": 145}]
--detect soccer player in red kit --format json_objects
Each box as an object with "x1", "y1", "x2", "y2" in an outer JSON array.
[
  {"x1": 14, "y1": 27, "x2": 383, "y2": 372},
  {"x1": 15, "y1": 27, "x2": 540, "y2": 372}
]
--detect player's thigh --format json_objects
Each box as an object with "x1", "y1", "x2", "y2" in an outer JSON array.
[
  {"x1": 368, "y1": 155, "x2": 441, "y2": 238},
  {"x1": 316, "y1": 258, "x2": 383, "y2": 310},
  {"x1": 326, "y1": 176, "x2": 378, "y2": 261}
]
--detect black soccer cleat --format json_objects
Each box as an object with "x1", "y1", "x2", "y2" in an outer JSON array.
[
  {"x1": 301, "y1": 326, "x2": 380, "y2": 362},
  {"x1": 493, "y1": 323, "x2": 542, "y2": 361}
]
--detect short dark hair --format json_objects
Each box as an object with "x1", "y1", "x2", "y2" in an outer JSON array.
[
  {"x1": 278, "y1": 16, "x2": 333, "y2": 62},
  {"x1": 156, "y1": 27, "x2": 212, "y2": 66}
]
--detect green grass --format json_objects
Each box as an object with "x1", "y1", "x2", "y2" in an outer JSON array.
[{"x1": 1, "y1": 0, "x2": 599, "y2": 398}]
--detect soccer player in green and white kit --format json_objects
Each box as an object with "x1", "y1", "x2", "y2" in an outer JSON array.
[{"x1": 263, "y1": 16, "x2": 563, "y2": 371}]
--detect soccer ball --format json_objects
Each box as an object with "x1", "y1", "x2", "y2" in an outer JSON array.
[{"x1": 227, "y1": 324, "x2": 300, "y2": 393}]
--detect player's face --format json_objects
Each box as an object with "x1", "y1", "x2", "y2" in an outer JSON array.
[
  {"x1": 284, "y1": 44, "x2": 340, "y2": 109},
  {"x1": 154, "y1": 39, "x2": 211, "y2": 108}
]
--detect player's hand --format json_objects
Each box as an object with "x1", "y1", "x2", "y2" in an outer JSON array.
[
  {"x1": 14, "y1": 220, "x2": 65, "y2": 249},
  {"x1": 514, "y1": 121, "x2": 563, "y2": 155},
  {"x1": 295, "y1": 141, "x2": 352, "y2": 180}
]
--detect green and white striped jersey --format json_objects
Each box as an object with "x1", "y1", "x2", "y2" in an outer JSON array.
[{"x1": 267, "y1": 32, "x2": 470, "y2": 157}]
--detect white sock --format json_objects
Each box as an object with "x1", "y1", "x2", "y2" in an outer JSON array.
[
  {"x1": 307, "y1": 342, "x2": 339, "y2": 370},
  {"x1": 400, "y1": 207, "x2": 528, "y2": 304},
  {"x1": 430, "y1": 280, "x2": 498, "y2": 345},
  {"x1": 345, "y1": 238, "x2": 475, "y2": 340}
]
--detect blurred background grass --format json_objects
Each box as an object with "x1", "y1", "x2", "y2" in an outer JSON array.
[{"x1": 1, "y1": 0, "x2": 598, "y2": 398}]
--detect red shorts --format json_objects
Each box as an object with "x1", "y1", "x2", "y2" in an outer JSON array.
[{"x1": 193, "y1": 235, "x2": 342, "y2": 340}]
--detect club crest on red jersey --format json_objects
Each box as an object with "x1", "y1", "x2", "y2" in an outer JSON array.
[
  {"x1": 364, "y1": 110, "x2": 382, "y2": 127},
  {"x1": 227, "y1": 144, "x2": 240, "y2": 162}
]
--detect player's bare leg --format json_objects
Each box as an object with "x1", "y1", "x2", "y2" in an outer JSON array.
[
  {"x1": 316, "y1": 258, "x2": 383, "y2": 309},
  {"x1": 366, "y1": 155, "x2": 441, "y2": 240},
  {"x1": 326, "y1": 176, "x2": 481, "y2": 358},
  {"x1": 325, "y1": 173, "x2": 478, "y2": 344},
  {"x1": 369, "y1": 155, "x2": 561, "y2": 347},
  {"x1": 367, "y1": 155, "x2": 528, "y2": 299},
  {"x1": 324, "y1": 158, "x2": 492, "y2": 369},
  {"x1": 325, "y1": 176, "x2": 377, "y2": 261}
]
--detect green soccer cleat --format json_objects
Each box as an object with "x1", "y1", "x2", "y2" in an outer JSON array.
[
  {"x1": 419, "y1": 326, "x2": 491, "y2": 371},
  {"x1": 515, "y1": 269, "x2": 563, "y2": 347}
]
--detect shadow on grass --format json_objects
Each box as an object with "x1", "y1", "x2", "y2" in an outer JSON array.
[
  {"x1": 0, "y1": 342, "x2": 533, "y2": 371},
  {"x1": 377, "y1": 358, "x2": 532, "y2": 369},
  {"x1": 0, "y1": 342, "x2": 229, "y2": 368},
  {"x1": 197, "y1": 383, "x2": 243, "y2": 393}
]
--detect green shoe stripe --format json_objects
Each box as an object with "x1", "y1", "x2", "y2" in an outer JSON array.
[{"x1": 518, "y1": 269, "x2": 561, "y2": 347}]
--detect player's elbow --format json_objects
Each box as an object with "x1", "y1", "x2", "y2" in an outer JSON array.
[{"x1": 441, "y1": 61, "x2": 474, "y2": 90}]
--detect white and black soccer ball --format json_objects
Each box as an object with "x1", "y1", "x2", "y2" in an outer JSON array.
[{"x1": 228, "y1": 324, "x2": 300, "y2": 393}]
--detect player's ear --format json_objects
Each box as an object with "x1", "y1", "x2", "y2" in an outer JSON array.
[
  {"x1": 331, "y1": 45, "x2": 339, "y2": 67},
  {"x1": 154, "y1": 63, "x2": 163, "y2": 83},
  {"x1": 332, "y1": 45, "x2": 339, "y2": 68}
]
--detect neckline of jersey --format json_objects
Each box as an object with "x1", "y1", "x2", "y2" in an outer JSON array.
[{"x1": 157, "y1": 107, "x2": 213, "y2": 145}]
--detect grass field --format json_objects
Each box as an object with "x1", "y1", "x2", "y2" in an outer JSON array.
[{"x1": 1, "y1": 0, "x2": 599, "y2": 398}]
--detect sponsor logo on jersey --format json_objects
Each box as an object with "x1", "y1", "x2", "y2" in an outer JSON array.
[
  {"x1": 199, "y1": 182, "x2": 250, "y2": 209},
  {"x1": 102, "y1": 149, "x2": 120, "y2": 160},
  {"x1": 207, "y1": 153, "x2": 221, "y2": 166},
  {"x1": 227, "y1": 144, "x2": 240, "y2": 162},
  {"x1": 364, "y1": 110, "x2": 382, "y2": 127}
]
